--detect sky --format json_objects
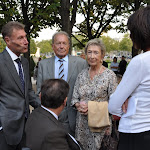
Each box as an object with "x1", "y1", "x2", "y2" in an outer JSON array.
[
  {"x1": 34, "y1": 27, "x2": 124, "y2": 42},
  {"x1": 34, "y1": 27, "x2": 57, "y2": 42}
]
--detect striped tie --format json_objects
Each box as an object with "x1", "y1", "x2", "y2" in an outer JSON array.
[
  {"x1": 15, "y1": 58, "x2": 25, "y2": 92},
  {"x1": 59, "y1": 59, "x2": 64, "y2": 79}
]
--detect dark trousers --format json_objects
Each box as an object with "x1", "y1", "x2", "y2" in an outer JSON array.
[
  {"x1": 0, "y1": 129, "x2": 26, "y2": 150},
  {"x1": 118, "y1": 130, "x2": 150, "y2": 150}
]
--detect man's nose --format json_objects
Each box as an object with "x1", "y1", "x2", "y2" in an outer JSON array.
[
  {"x1": 24, "y1": 38, "x2": 28, "y2": 44},
  {"x1": 60, "y1": 43, "x2": 65, "y2": 48}
]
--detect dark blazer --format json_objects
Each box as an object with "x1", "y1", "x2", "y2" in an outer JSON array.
[
  {"x1": 25, "y1": 107, "x2": 80, "y2": 150},
  {"x1": 0, "y1": 49, "x2": 40, "y2": 145},
  {"x1": 36, "y1": 55, "x2": 87, "y2": 133}
]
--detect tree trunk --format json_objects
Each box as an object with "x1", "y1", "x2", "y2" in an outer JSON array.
[{"x1": 60, "y1": 0, "x2": 77, "y2": 54}]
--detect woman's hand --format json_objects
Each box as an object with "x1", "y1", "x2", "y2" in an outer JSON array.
[
  {"x1": 80, "y1": 101, "x2": 88, "y2": 115},
  {"x1": 75, "y1": 102, "x2": 81, "y2": 111},
  {"x1": 75, "y1": 101, "x2": 88, "y2": 115}
]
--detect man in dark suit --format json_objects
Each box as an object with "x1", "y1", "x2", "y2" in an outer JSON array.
[
  {"x1": 25, "y1": 79, "x2": 81, "y2": 150},
  {"x1": 0, "y1": 21, "x2": 40, "y2": 150},
  {"x1": 36, "y1": 31, "x2": 87, "y2": 136},
  {"x1": 118, "y1": 55, "x2": 127, "y2": 75}
]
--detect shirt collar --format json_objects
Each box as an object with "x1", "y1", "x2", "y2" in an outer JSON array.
[
  {"x1": 55, "y1": 55, "x2": 68, "y2": 62},
  {"x1": 41, "y1": 105, "x2": 58, "y2": 120},
  {"x1": 6, "y1": 46, "x2": 21, "y2": 61}
]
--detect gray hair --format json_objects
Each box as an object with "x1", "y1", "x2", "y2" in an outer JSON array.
[
  {"x1": 1, "y1": 21, "x2": 25, "y2": 40},
  {"x1": 52, "y1": 31, "x2": 70, "y2": 45},
  {"x1": 85, "y1": 38, "x2": 106, "y2": 57}
]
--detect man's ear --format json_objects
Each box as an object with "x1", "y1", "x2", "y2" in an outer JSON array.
[
  {"x1": 63, "y1": 97, "x2": 67, "y2": 106},
  {"x1": 4, "y1": 36, "x2": 10, "y2": 45},
  {"x1": 52, "y1": 44, "x2": 54, "y2": 50},
  {"x1": 39, "y1": 92, "x2": 42, "y2": 102}
]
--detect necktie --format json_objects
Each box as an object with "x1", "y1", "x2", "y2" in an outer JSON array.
[
  {"x1": 15, "y1": 58, "x2": 25, "y2": 92},
  {"x1": 59, "y1": 59, "x2": 64, "y2": 79}
]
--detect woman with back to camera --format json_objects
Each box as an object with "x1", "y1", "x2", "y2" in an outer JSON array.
[
  {"x1": 71, "y1": 38, "x2": 117, "y2": 150},
  {"x1": 108, "y1": 6, "x2": 150, "y2": 150}
]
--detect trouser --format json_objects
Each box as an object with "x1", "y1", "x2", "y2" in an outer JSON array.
[{"x1": 118, "y1": 130, "x2": 150, "y2": 150}]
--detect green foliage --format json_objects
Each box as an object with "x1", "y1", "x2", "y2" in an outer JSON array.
[
  {"x1": 36, "y1": 40, "x2": 52, "y2": 54},
  {"x1": 0, "y1": 37, "x2": 6, "y2": 53},
  {"x1": 101, "y1": 36, "x2": 119, "y2": 52},
  {"x1": 119, "y1": 34, "x2": 132, "y2": 51},
  {"x1": 30, "y1": 39, "x2": 37, "y2": 54}
]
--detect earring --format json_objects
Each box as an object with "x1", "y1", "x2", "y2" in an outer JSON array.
[{"x1": 100, "y1": 59, "x2": 103, "y2": 63}]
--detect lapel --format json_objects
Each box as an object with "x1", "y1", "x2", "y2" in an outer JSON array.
[
  {"x1": 67, "y1": 55, "x2": 77, "y2": 82},
  {"x1": 3, "y1": 49, "x2": 24, "y2": 95},
  {"x1": 47, "y1": 57, "x2": 55, "y2": 79}
]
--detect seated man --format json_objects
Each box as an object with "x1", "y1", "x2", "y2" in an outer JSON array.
[{"x1": 25, "y1": 79, "x2": 81, "y2": 150}]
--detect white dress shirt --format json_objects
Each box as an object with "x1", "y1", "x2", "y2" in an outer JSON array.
[{"x1": 108, "y1": 51, "x2": 150, "y2": 133}]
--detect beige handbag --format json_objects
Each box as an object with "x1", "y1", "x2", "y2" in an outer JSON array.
[{"x1": 88, "y1": 100, "x2": 110, "y2": 132}]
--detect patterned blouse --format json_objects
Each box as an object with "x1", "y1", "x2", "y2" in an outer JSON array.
[{"x1": 71, "y1": 67, "x2": 117, "y2": 150}]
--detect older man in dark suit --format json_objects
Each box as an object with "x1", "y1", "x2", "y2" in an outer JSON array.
[
  {"x1": 0, "y1": 21, "x2": 40, "y2": 150},
  {"x1": 36, "y1": 31, "x2": 87, "y2": 136},
  {"x1": 25, "y1": 79, "x2": 81, "y2": 150}
]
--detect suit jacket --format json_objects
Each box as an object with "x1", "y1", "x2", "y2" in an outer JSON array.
[
  {"x1": 0, "y1": 49, "x2": 40, "y2": 145},
  {"x1": 25, "y1": 107, "x2": 80, "y2": 150},
  {"x1": 36, "y1": 55, "x2": 87, "y2": 132}
]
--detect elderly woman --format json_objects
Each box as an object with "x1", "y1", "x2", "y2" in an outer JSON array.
[
  {"x1": 71, "y1": 38, "x2": 117, "y2": 150},
  {"x1": 108, "y1": 6, "x2": 150, "y2": 150}
]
